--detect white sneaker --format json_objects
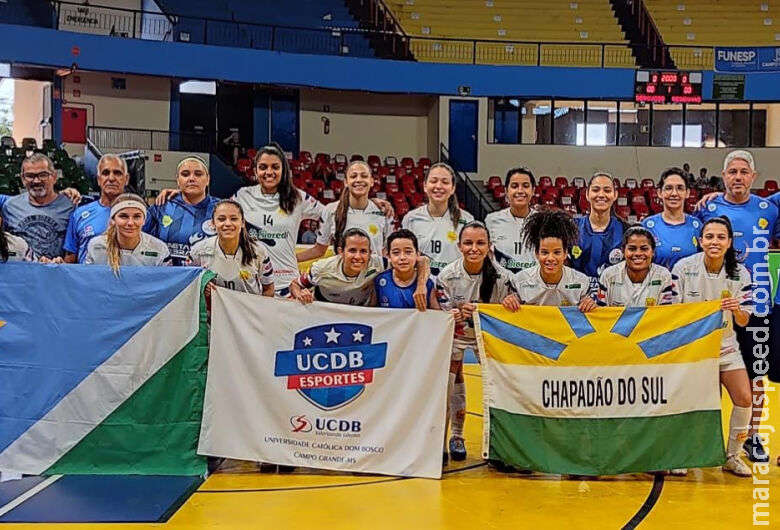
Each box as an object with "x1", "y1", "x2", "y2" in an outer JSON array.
[
  {"x1": 669, "y1": 468, "x2": 688, "y2": 476},
  {"x1": 723, "y1": 454, "x2": 752, "y2": 477}
]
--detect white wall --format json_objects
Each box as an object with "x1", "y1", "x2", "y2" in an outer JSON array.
[
  {"x1": 62, "y1": 70, "x2": 170, "y2": 132},
  {"x1": 11, "y1": 80, "x2": 49, "y2": 146},
  {"x1": 439, "y1": 96, "x2": 780, "y2": 186},
  {"x1": 299, "y1": 89, "x2": 436, "y2": 160}
]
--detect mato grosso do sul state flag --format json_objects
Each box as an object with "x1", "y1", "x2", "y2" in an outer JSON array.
[
  {"x1": 0, "y1": 263, "x2": 212, "y2": 475},
  {"x1": 199, "y1": 289, "x2": 454, "y2": 479},
  {"x1": 475, "y1": 301, "x2": 726, "y2": 475}
]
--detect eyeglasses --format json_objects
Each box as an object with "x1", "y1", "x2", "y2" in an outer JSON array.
[{"x1": 21, "y1": 171, "x2": 53, "y2": 182}]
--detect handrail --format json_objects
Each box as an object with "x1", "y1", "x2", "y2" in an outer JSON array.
[
  {"x1": 37, "y1": 0, "x2": 719, "y2": 67},
  {"x1": 439, "y1": 143, "x2": 496, "y2": 221},
  {"x1": 87, "y1": 125, "x2": 213, "y2": 153}
]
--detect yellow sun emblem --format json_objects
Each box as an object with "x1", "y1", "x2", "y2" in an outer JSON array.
[
  {"x1": 571, "y1": 245, "x2": 582, "y2": 259},
  {"x1": 162, "y1": 215, "x2": 174, "y2": 228},
  {"x1": 368, "y1": 224, "x2": 379, "y2": 235},
  {"x1": 447, "y1": 230, "x2": 457, "y2": 243},
  {"x1": 239, "y1": 269, "x2": 252, "y2": 281},
  {"x1": 276, "y1": 208, "x2": 287, "y2": 217},
  {"x1": 758, "y1": 218, "x2": 769, "y2": 230},
  {"x1": 692, "y1": 237, "x2": 698, "y2": 248},
  {"x1": 645, "y1": 298, "x2": 656, "y2": 306}
]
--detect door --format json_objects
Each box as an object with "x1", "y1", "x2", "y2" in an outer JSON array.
[
  {"x1": 270, "y1": 93, "x2": 299, "y2": 157},
  {"x1": 448, "y1": 100, "x2": 478, "y2": 173},
  {"x1": 62, "y1": 107, "x2": 87, "y2": 144}
]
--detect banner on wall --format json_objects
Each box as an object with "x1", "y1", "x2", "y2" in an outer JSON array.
[
  {"x1": 0, "y1": 264, "x2": 211, "y2": 476},
  {"x1": 715, "y1": 46, "x2": 780, "y2": 72},
  {"x1": 476, "y1": 301, "x2": 726, "y2": 476},
  {"x1": 199, "y1": 290, "x2": 454, "y2": 479}
]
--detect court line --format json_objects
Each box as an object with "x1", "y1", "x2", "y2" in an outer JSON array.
[
  {"x1": 196, "y1": 463, "x2": 488, "y2": 494},
  {"x1": 0, "y1": 475, "x2": 62, "y2": 518},
  {"x1": 621, "y1": 474, "x2": 664, "y2": 529}
]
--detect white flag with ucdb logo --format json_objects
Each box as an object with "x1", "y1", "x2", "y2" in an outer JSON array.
[{"x1": 199, "y1": 288, "x2": 454, "y2": 479}]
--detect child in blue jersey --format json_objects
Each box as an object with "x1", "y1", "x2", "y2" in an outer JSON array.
[
  {"x1": 641, "y1": 167, "x2": 701, "y2": 270},
  {"x1": 695, "y1": 150, "x2": 780, "y2": 464},
  {"x1": 144, "y1": 156, "x2": 220, "y2": 266},
  {"x1": 63, "y1": 154, "x2": 129, "y2": 263},
  {"x1": 374, "y1": 229, "x2": 438, "y2": 310},
  {"x1": 570, "y1": 172, "x2": 627, "y2": 283}
]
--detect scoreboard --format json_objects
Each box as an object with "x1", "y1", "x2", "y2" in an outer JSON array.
[{"x1": 634, "y1": 71, "x2": 702, "y2": 104}]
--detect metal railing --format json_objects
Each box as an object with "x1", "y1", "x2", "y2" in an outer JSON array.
[
  {"x1": 439, "y1": 143, "x2": 496, "y2": 221},
  {"x1": 87, "y1": 126, "x2": 213, "y2": 153},
  {"x1": 32, "y1": 1, "x2": 724, "y2": 68}
]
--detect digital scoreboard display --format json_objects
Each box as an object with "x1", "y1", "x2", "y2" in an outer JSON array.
[{"x1": 634, "y1": 70, "x2": 703, "y2": 104}]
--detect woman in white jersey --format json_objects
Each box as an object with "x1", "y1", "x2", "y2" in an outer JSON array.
[
  {"x1": 188, "y1": 199, "x2": 274, "y2": 297},
  {"x1": 485, "y1": 167, "x2": 537, "y2": 274},
  {"x1": 402, "y1": 163, "x2": 474, "y2": 276},
  {"x1": 598, "y1": 226, "x2": 677, "y2": 308},
  {"x1": 671, "y1": 217, "x2": 754, "y2": 478},
  {"x1": 234, "y1": 143, "x2": 324, "y2": 296},
  {"x1": 0, "y1": 214, "x2": 31, "y2": 262},
  {"x1": 297, "y1": 160, "x2": 393, "y2": 260},
  {"x1": 513, "y1": 208, "x2": 596, "y2": 310},
  {"x1": 84, "y1": 193, "x2": 169, "y2": 272},
  {"x1": 436, "y1": 221, "x2": 517, "y2": 464}
]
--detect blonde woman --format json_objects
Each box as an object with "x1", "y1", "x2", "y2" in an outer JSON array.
[{"x1": 85, "y1": 193, "x2": 169, "y2": 273}]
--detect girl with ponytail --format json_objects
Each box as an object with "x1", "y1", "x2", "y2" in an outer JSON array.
[
  {"x1": 188, "y1": 199, "x2": 274, "y2": 296},
  {"x1": 671, "y1": 216, "x2": 754, "y2": 477},
  {"x1": 296, "y1": 160, "x2": 393, "y2": 261},
  {"x1": 435, "y1": 221, "x2": 517, "y2": 464},
  {"x1": 403, "y1": 163, "x2": 474, "y2": 276},
  {"x1": 85, "y1": 193, "x2": 170, "y2": 274}
]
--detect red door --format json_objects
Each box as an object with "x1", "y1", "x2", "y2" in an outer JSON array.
[{"x1": 62, "y1": 107, "x2": 87, "y2": 143}]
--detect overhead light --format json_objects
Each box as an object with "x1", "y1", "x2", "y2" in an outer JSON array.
[{"x1": 179, "y1": 80, "x2": 216, "y2": 95}]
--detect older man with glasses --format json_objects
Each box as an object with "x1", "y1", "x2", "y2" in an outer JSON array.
[{"x1": 1, "y1": 153, "x2": 78, "y2": 258}]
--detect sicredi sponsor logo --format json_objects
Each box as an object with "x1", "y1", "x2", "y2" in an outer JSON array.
[{"x1": 274, "y1": 323, "x2": 388, "y2": 410}]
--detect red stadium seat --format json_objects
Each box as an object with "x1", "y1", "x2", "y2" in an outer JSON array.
[
  {"x1": 487, "y1": 176, "x2": 502, "y2": 191},
  {"x1": 541, "y1": 197, "x2": 557, "y2": 208},
  {"x1": 330, "y1": 180, "x2": 344, "y2": 195},
  {"x1": 236, "y1": 157, "x2": 252, "y2": 174},
  {"x1": 542, "y1": 187, "x2": 559, "y2": 199},
  {"x1": 321, "y1": 189, "x2": 336, "y2": 202},
  {"x1": 554, "y1": 176, "x2": 568, "y2": 189},
  {"x1": 563, "y1": 203, "x2": 579, "y2": 216},
  {"x1": 385, "y1": 182, "x2": 399, "y2": 195},
  {"x1": 493, "y1": 185, "x2": 506, "y2": 200},
  {"x1": 400, "y1": 175, "x2": 416, "y2": 190},
  {"x1": 617, "y1": 197, "x2": 628, "y2": 207},
  {"x1": 560, "y1": 196, "x2": 573, "y2": 206},
  {"x1": 632, "y1": 202, "x2": 649, "y2": 217},
  {"x1": 333, "y1": 153, "x2": 347, "y2": 172},
  {"x1": 395, "y1": 201, "x2": 409, "y2": 218},
  {"x1": 315, "y1": 153, "x2": 331, "y2": 164},
  {"x1": 560, "y1": 187, "x2": 577, "y2": 199},
  {"x1": 384, "y1": 156, "x2": 398, "y2": 167},
  {"x1": 651, "y1": 197, "x2": 663, "y2": 213},
  {"x1": 641, "y1": 178, "x2": 655, "y2": 189},
  {"x1": 625, "y1": 178, "x2": 638, "y2": 189},
  {"x1": 616, "y1": 205, "x2": 631, "y2": 219},
  {"x1": 613, "y1": 177, "x2": 621, "y2": 188},
  {"x1": 299, "y1": 151, "x2": 313, "y2": 165},
  {"x1": 572, "y1": 177, "x2": 586, "y2": 189},
  {"x1": 539, "y1": 176, "x2": 553, "y2": 188},
  {"x1": 765, "y1": 180, "x2": 779, "y2": 193},
  {"x1": 401, "y1": 157, "x2": 415, "y2": 170},
  {"x1": 578, "y1": 195, "x2": 589, "y2": 212},
  {"x1": 246, "y1": 148, "x2": 257, "y2": 159},
  {"x1": 617, "y1": 187, "x2": 629, "y2": 198},
  {"x1": 310, "y1": 179, "x2": 326, "y2": 193},
  {"x1": 410, "y1": 192, "x2": 424, "y2": 207},
  {"x1": 418, "y1": 158, "x2": 432, "y2": 171},
  {"x1": 756, "y1": 189, "x2": 770, "y2": 197},
  {"x1": 684, "y1": 197, "x2": 697, "y2": 213},
  {"x1": 367, "y1": 155, "x2": 381, "y2": 169},
  {"x1": 629, "y1": 189, "x2": 647, "y2": 202},
  {"x1": 350, "y1": 154, "x2": 364, "y2": 162}
]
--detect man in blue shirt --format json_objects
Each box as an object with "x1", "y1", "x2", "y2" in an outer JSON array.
[
  {"x1": 144, "y1": 156, "x2": 219, "y2": 266},
  {"x1": 63, "y1": 154, "x2": 129, "y2": 263},
  {"x1": 1, "y1": 153, "x2": 76, "y2": 258},
  {"x1": 696, "y1": 150, "x2": 780, "y2": 464}
]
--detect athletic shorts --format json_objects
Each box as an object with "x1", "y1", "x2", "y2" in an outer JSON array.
[
  {"x1": 720, "y1": 348, "x2": 746, "y2": 373},
  {"x1": 768, "y1": 307, "x2": 780, "y2": 382},
  {"x1": 735, "y1": 313, "x2": 769, "y2": 380},
  {"x1": 451, "y1": 338, "x2": 477, "y2": 363}
]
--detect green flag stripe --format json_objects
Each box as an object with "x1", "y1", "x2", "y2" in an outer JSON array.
[{"x1": 489, "y1": 408, "x2": 725, "y2": 475}]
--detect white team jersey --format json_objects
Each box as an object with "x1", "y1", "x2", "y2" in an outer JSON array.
[
  {"x1": 3, "y1": 233, "x2": 32, "y2": 262},
  {"x1": 514, "y1": 265, "x2": 592, "y2": 307},
  {"x1": 316, "y1": 200, "x2": 392, "y2": 256},
  {"x1": 188, "y1": 236, "x2": 274, "y2": 295},
  {"x1": 234, "y1": 187, "x2": 323, "y2": 291},
  {"x1": 301, "y1": 254, "x2": 384, "y2": 306},
  {"x1": 402, "y1": 206, "x2": 474, "y2": 274},
  {"x1": 436, "y1": 257, "x2": 515, "y2": 341},
  {"x1": 597, "y1": 262, "x2": 678, "y2": 307},
  {"x1": 672, "y1": 253, "x2": 753, "y2": 354},
  {"x1": 485, "y1": 208, "x2": 537, "y2": 274},
  {"x1": 84, "y1": 233, "x2": 170, "y2": 267}
]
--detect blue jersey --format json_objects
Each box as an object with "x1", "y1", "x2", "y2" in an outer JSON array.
[
  {"x1": 696, "y1": 194, "x2": 780, "y2": 315},
  {"x1": 63, "y1": 199, "x2": 110, "y2": 263},
  {"x1": 641, "y1": 213, "x2": 701, "y2": 270},
  {"x1": 374, "y1": 269, "x2": 435, "y2": 308},
  {"x1": 0, "y1": 195, "x2": 7, "y2": 209},
  {"x1": 571, "y1": 216, "x2": 627, "y2": 279},
  {"x1": 144, "y1": 195, "x2": 219, "y2": 266}
]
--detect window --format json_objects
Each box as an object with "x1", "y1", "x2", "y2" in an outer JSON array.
[
  {"x1": 718, "y1": 104, "x2": 749, "y2": 147},
  {"x1": 586, "y1": 101, "x2": 617, "y2": 146},
  {"x1": 553, "y1": 100, "x2": 584, "y2": 146},
  {"x1": 684, "y1": 103, "x2": 716, "y2": 147},
  {"x1": 521, "y1": 99, "x2": 552, "y2": 144},
  {"x1": 576, "y1": 123, "x2": 608, "y2": 146},
  {"x1": 179, "y1": 80, "x2": 217, "y2": 95},
  {"x1": 491, "y1": 98, "x2": 520, "y2": 144},
  {"x1": 651, "y1": 104, "x2": 683, "y2": 146},
  {"x1": 618, "y1": 102, "x2": 649, "y2": 146},
  {"x1": 670, "y1": 124, "x2": 702, "y2": 147}
]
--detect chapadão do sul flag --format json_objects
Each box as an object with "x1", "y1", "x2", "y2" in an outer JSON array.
[
  {"x1": 0, "y1": 263, "x2": 211, "y2": 475},
  {"x1": 476, "y1": 301, "x2": 726, "y2": 475}
]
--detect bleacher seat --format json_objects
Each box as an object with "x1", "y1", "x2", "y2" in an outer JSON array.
[
  {"x1": 487, "y1": 176, "x2": 502, "y2": 191},
  {"x1": 554, "y1": 176, "x2": 568, "y2": 189},
  {"x1": 765, "y1": 180, "x2": 779, "y2": 193}
]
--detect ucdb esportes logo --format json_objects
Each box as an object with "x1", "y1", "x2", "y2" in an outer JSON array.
[{"x1": 274, "y1": 323, "x2": 388, "y2": 410}]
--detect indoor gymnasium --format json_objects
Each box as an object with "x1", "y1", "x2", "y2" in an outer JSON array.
[{"x1": 0, "y1": 0, "x2": 779, "y2": 528}]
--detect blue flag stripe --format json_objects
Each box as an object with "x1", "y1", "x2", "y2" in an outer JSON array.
[
  {"x1": 638, "y1": 311, "x2": 723, "y2": 359},
  {"x1": 479, "y1": 313, "x2": 567, "y2": 361},
  {"x1": 559, "y1": 308, "x2": 595, "y2": 338},
  {"x1": 0, "y1": 263, "x2": 201, "y2": 453},
  {"x1": 610, "y1": 308, "x2": 647, "y2": 337}
]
